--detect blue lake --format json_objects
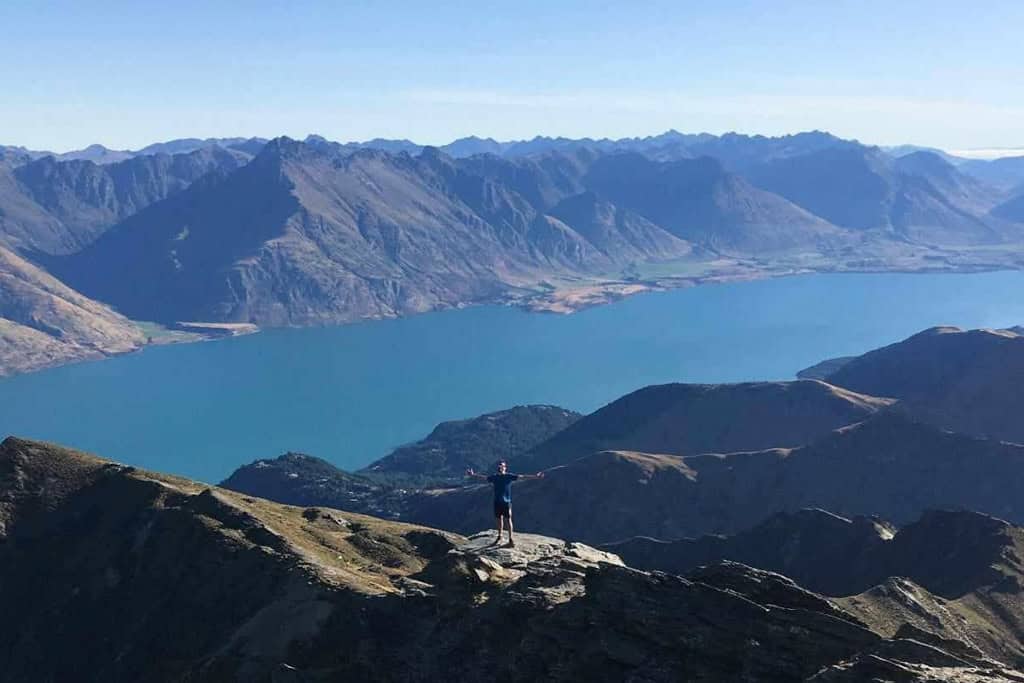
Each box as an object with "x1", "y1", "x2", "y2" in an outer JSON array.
[{"x1": 3, "y1": 271, "x2": 1024, "y2": 484}]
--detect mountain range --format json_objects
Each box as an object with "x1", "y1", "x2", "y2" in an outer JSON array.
[
  {"x1": 219, "y1": 325, "x2": 1024, "y2": 547},
  {"x1": 0, "y1": 145, "x2": 249, "y2": 254},
  {"x1": 9, "y1": 321, "x2": 1024, "y2": 679},
  {"x1": 609, "y1": 507, "x2": 1024, "y2": 668},
  {"x1": 3, "y1": 130, "x2": 1024, "y2": 376}
]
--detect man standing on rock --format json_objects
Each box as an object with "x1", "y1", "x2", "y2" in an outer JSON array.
[{"x1": 466, "y1": 460, "x2": 544, "y2": 547}]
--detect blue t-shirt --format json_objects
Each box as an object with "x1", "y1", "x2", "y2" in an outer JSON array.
[{"x1": 487, "y1": 473, "x2": 520, "y2": 503}]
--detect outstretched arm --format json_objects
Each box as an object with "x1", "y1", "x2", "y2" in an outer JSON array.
[
  {"x1": 515, "y1": 472, "x2": 545, "y2": 480},
  {"x1": 465, "y1": 468, "x2": 489, "y2": 480}
]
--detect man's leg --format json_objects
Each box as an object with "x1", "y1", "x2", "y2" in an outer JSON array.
[
  {"x1": 495, "y1": 511, "x2": 504, "y2": 543},
  {"x1": 506, "y1": 510, "x2": 514, "y2": 546}
]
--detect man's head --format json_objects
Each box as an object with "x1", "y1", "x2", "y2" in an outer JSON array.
[{"x1": 496, "y1": 460, "x2": 508, "y2": 474}]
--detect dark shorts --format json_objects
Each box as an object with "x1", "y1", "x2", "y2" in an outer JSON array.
[{"x1": 493, "y1": 501, "x2": 511, "y2": 518}]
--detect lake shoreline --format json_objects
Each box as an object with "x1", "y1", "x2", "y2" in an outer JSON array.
[
  {"x1": 4, "y1": 268, "x2": 1024, "y2": 483},
  {"x1": 3, "y1": 253, "x2": 1024, "y2": 381}
]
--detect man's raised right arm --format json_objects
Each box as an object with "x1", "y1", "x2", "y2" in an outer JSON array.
[{"x1": 465, "y1": 468, "x2": 488, "y2": 480}]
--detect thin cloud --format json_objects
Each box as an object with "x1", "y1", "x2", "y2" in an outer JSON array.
[{"x1": 949, "y1": 148, "x2": 1024, "y2": 160}]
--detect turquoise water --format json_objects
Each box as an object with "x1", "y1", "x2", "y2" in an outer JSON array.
[{"x1": 2, "y1": 271, "x2": 1024, "y2": 484}]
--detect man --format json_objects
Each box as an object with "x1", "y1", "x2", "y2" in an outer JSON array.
[{"x1": 465, "y1": 460, "x2": 544, "y2": 547}]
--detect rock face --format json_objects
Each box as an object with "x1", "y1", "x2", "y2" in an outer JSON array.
[
  {"x1": 823, "y1": 326, "x2": 1024, "y2": 443},
  {"x1": 360, "y1": 404, "x2": 581, "y2": 485},
  {"x1": 49, "y1": 133, "x2": 1024, "y2": 329},
  {"x1": 605, "y1": 508, "x2": 896, "y2": 595},
  {"x1": 4, "y1": 436, "x2": 1021, "y2": 682},
  {"x1": 609, "y1": 507, "x2": 1024, "y2": 669},
  {"x1": 2, "y1": 132, "x2": 1024, "y2": 378},
  {"x1": 0, "y1": 245, "x2": 145, "y2": 376},
  {"x1": 55, "y1": 140, "x2": 703, "y2": 325},
  {"x1": 1, "y1": 146, "x2": 249, "y2": 254},
  {"x1": 523, "y1": 379, "x2": 893, "y2": 470}
]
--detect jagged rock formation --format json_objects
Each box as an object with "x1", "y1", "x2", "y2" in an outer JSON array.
[
  {"x1": 360, "y1": 404, "x2": 581, "y2": 485},
  {"x1": 607, "y1": 507, "x2": 1024, "y2": 670},
  {"x1": 1, "y1": 147, "x2": 248, "y2": 254},
  {"x1": 55, "y1": 140, "x2": 709, "y2": 325},
  {"x1": 822, "y1": 326, "x2": 1024, "y2": 443},
  {"x1": 47, "y1": 135, "x2": 1024, "y2": 329},
  {"x1": 2, "y1": 131, "x2": 1024, "y2": 377},
  {"x1": 3, "y1": 436, "x2": 1021, "y2": 682},
  {"x1": 610, "y1": 507, "x2": 1024, "y2": 671},
  {"x1": 605, "y1": 508, "x2": 897, "y2": 595},
  {"x1": 0, "y1": 245, "x2": 145, "y2": 375}
]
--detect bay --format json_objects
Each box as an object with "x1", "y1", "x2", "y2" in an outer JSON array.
[{"x1": 2, "y1": 271, "x2": 1023, "y2": 484}]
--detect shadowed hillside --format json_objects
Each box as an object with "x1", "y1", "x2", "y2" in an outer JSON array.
[
  {"x1": 611, "y1": 508, "x2": 1024, "y2": 668},
  {"x1": 822, "y1": 326, "x2": 1024, "y2": 443},
  {"x1": 408, "y1": 412, "x2": 1024, "y2": 544},
  {"x1": 55, "y1": 138, "x2": 854, "y2": 325},
  {"x1": 360, "y1": 404, "x2": 581, "y2": 485},
  {"x1": 0, "y1": 245, "x2": 145, "y2": 375},
  {"x1": 3, "y1": 436, "x2": 1021, "y2": 681},
  {"x1": 523, "y1": 379, "x2": 892, "y2": 470},
  {"x1": 0, "y1": 147, "x2": 248, "y2": 254}
]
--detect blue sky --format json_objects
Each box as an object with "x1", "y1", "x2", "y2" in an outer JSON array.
[{"x1": 3, "y1": 0, "x2": 1023, "y2": 153}]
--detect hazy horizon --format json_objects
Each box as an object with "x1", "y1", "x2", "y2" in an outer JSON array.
[
  {"x1": 4, "y1": 128, "x2": 1023, "y2": 161},
  {"x1": 3, "y1": 1, "x2": 1022, "y2": 154}
]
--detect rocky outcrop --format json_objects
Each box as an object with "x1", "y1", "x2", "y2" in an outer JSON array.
[
  {"x1": 605, "y1": 508, "x2": 896, "y2": 594},
  {"x1": 0, "y1": 436, "x2": 459, "y2": 681},
  {"x1": 608, "y1": 506, "x2": 1024, "y2": 669},
  {"x1": 5, "y1": 436, "x2": 1020, "y2": 681}
]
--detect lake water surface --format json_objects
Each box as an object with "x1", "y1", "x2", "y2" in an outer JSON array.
[{"x1": 3, "y1": 271, "x2": 1024, "y2": 483}]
